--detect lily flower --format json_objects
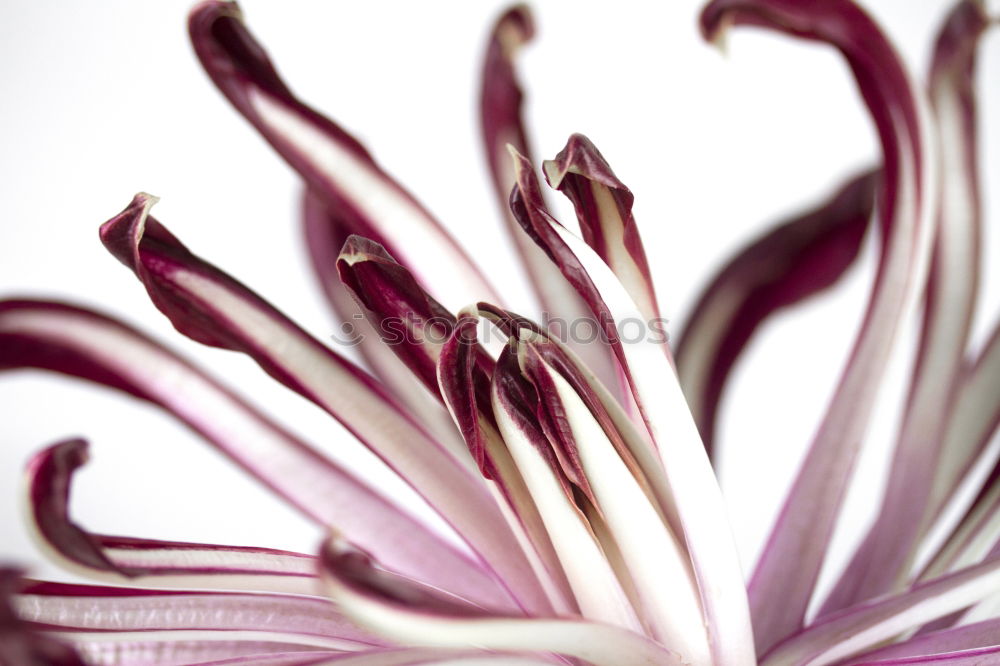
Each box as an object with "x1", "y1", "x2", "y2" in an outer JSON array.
[{"x1": 2, "y1": 0, "x2": 999, "y2": 664}]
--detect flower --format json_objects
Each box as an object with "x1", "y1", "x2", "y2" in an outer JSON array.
[{"x1": 2, "y1": 0, "x2": 999, "y2": 664}]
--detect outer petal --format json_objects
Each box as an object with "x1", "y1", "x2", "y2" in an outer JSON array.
[
  {"x1": 188, "y1": 1, "x2": 501, "y2": 311},
  {"x1": 0, "y1": 569, "x2": 86, "y2": 666},
  {"x1": 700, "y1": 0, "x2": 938, "y2": 651},
  {"x1": 15, "y1": 581, "x2": 381, "y2": 651},
  {"x1": 67, "y1": 642, "x2": 335, "y2": 666},
  {"x1": 477, "y1": 7, "x2": 608, "y2": 339},
  {"x1": 318, "y1": 537, "x2": 682, "y2": 666},
  {"x1": 820, "y1": 0, "x2": 992, "y2": 614},
  {"x1": 842, "y1": 617, "x2": 1000, "y2": 664},
  {"x1": 0, "y1": 299, "x2": 482, "y2": 601},
  {"x1": 928, "y1": 320, "x2": 1000, "y2": 525},
  {"x1": 675, "y1": 170, "x2": 876, "y2": 455},
  {"x1": 759, "y1": 557, "x2": 1000, "y2": 666},
  {"x1": 25, "y1": 439, "x2": 320, "y2": 596}
]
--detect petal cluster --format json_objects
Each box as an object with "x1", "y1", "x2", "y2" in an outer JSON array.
[{"x1": 2, "y1": 1, "x2": 999, "y2": 665}]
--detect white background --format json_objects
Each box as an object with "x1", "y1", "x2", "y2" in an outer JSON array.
[{"x1": 0, "y1": 0, "x2": 997, "y2": 609}]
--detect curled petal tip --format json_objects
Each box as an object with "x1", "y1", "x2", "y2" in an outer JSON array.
[
  {"x1": 98, "y1": 193, "x2": 157, "y2": 268},
  {"x1": 699, "y1": 4, "x2": 734, "y2": 55},
  {"x1": 496, "y1": 4, "x2": 535, "y2": 49}
]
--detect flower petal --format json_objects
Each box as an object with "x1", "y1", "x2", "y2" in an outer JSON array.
[
  {"x1": 509, "y1": 148, "x2": 755, "y2": 666},
  {"x1": 759, "y1": 557, "x2": 1000, "y2": 666},
  {"x1": 518, "y1": 341, "x2": 709, "y2": 661},
  {"x1": 0, "y1": 569, "x2": 87, "y2": 666},
  {"x1": 302, "y1": 190, "x2": 459, "y2": 450},
  {"x1": 437, "y1": 313, "x2": 578, "y2": 617},
  {"x1": 100, "y1": 195, "x2": 545, "y2": 613},
  {"x1": 491, "y1": 343, "x2": 643, "y2": 633},
  {"x1": 543, "y1": 133, "x2": 661, "y2": 324},
  {"x1": 0, "y1": 299, "x2": 488, "y2": 603},
  {"x1": 188, "y1": 1, "x2": 501, "y2": 311},
  {"x1": 73, "y1": 642, "x2": 335, "y2": 666},
  {"x1": 478, "y1": 7, "x2": 604, "y2": 331},
  {"x1": 929, "y1": 321, "x2": 1000, "y2": 524},
  {"x1": 852, "y1": 646, "x2": 1000, "y2": 666},
  {"x1": 820, "y1": 0, "x2": 993, "y2": 615},
  {"x1": 700, "y1": 0, "x2": 938, "y2": 651},
  {"x1": 25, "y1": 438, "x2": 321, "y2": 596},
  {"x1": 15, "y1": 581, "x2": 381, "y2": 651},
  {"x1": 842, "y1": 617, "x2": 1000, "y2": 665},
  {"x1": 920, "y1": 456, "x2": 1000, "y2": 583},
  {"x1": 318, "y1": 537, "x2": 682, "y2": 666},
  {"x1": 336, "y1": 236, "x2": 458, "y2": 400},
  {"x1": 675, "y1": 170, "x2": 876, "y2": 455}
]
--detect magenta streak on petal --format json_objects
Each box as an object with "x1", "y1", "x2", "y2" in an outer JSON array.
[
  {"x1": 700, "y1": 0, "x2": 936, "y2": 653},
  {"x1": 99, "y1": 195, "x2": 548, "y2": 615},
  {"x1": 74, "y1": 641, "x2": 336, "y2": 666},
  {"x1": 25, "y1": 438, "x2": 323, "y2": 596},
  {"x1": 543, "y1": 133, "x2": 660, "y2": 325},
  {"x1": 0, "y1": 568, "x2": 87, "y2": 666},
  {"x1": 302, "y1": 190, "x2": 458, "y2": 450},
  {"x1": 437, "y1": 313, "x2": 498, "y2": 479},
  {"x1": 846, "y1": 616, "x2": 1000, "y2": 664},
  {"x1": 177, "y1": 653, "x2": 339, "y2": 666},
  {"x1": 337, "y1": 236, "x2": 458, "y2": 398},
  {"x1": 188, "y1": 1, "x2": 501, "y2": 312},
  {"x1": 437, "y1": 313, "x2": 579, "y2": 618},
  {"x1": 760, "y1": 555, "x2": 1000, "y2": 666},
  {"x1": 820, "y1": 0, "x2": 992, "y2": 616},
  {"x1": 477, "y1": 5, "x2": 614, "y2": 383},
  {"x1": 675, "y1": 170, "x2": 876, "y2": 458},
  {"x1": 333, "y1": 233, "x2": 473, "y2": 464},
  {"x1": 0, "y1": 299, "x2": 492, "y2": 604},
  {"x1": 15, "y1": 580, "x2": 382, "y2": 650},
  {"x1": 852, "y1": 646, "x2": 1000, "y2": 666}
]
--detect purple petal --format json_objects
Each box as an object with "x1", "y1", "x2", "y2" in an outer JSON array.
[
  {"x1": 336, "y1": 236, "x2": 457, "y2": 398},
  {"x1": 543, "y1": 133, "x2": 661, "y2": 323},
  {"x1": 74, "y1": 642, "x2": 334, "y2": 666},
  {"x1": 508, "y1": 148, "x2": 755, "y2": 665},
  {"x1": 843, "y1": 617, "x2": 1000, "y2": 665},
  {"x1": 301, "y1": 190, "x2": 457, "y2": 448},
  {"x1": 477, "y1": 6, "x2": 603, "y2": 334},
  {"x1": 852, "y1": 646, "x2": 1000, "y2": 665},
  {"x1": 675, "y1": 170, "x2": 876, "y2": 456},
  {"x1": 318, "y1": 537, "x2": 681, "y2": 666},
  {"x1": 699, "y1": 0, "x2": 938, "y2": 651},
  {"x1": 0, "y1": 299, "x2": 486, "y2": 603},
  {"x1": 26, "y1": 439, "x2": 320, "y2": 595},
  {"x1": 188, "y1": 1, "x2": 501, "y2": 311},
  {"x1": 0, "y1": 568, "x2": 86, "y2": 666},
  {"x1": 15, "y1": 580, "x2": 381, "y2": 651},
  {"x1": 760, "y1": 556, "x2": 1000, "y2": 665},
  {"x1": 437, "y1": 313, "x2": 579, "y2": 617},
  {"x1": 820, "y1": 0, "x2": 992, "y2": 616}
]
